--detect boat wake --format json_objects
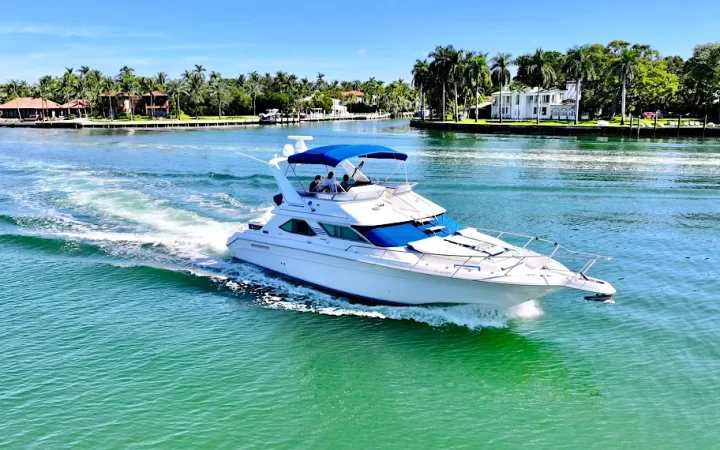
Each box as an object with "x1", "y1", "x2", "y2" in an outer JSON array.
[{"x1": 3, "y1": 159, "x2": 545, "y2": 330}]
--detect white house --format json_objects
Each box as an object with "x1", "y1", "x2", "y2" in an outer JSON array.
[
  {"x1": 491, "y1": 81, "x2": 580, "y2": 120},
  {"x1": 332, "y1": 98, "x2": 349, "y2": 116}
]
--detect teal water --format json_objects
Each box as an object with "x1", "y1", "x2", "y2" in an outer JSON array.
[{"x1": 1, "y1": 121, "x2": 719, "y2": 449}]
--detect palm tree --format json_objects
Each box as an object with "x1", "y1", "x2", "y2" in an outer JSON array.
[
  {"x1": 447, "y1": 48, "x2": 465, "y2": 121},
  {"x1": 525, "y1": 49, "x2": 557, "y2": 124},
  {"x1": 60, "y1": 68, "x2": 78, "y2": 117},
  {"x1": 428, "y1": 45, "x2": 457, "y2": 121},
  {"x1": 6, "y1": 80, "x2": 25, "y2": 118},
  {"x1": 564, "y1": 45, "x2": 597, "y2": 125},
  {"x1": 139, "y1": 77, "x2": 158, "y2": 118},
  {"x1": 245, "y1": 79, "x2": 263, "y2": 116},
  {"x1": 186, "y1": 73, "x2": 205, "y2": 119},
  {"x1": 207, "y1": 75, "x2": 228, "y2": 118},
  {"x1": 611, "y1": 48, "x2": 641, "y2": 125},
  {"x1": 412, "y1": 59, "x2": 430, "y2": 120},
  {"x1": 155, "y1": 72, "x2": 168, "y2": 91},
  {"x1": 315, "y1": 72, "x2": 325, "y2": 91},
  {"x1": 99, "y1": 77, "x2": 115, "y2": 119},
  {"x1": 465, "y1": 52, "x2": 492, "y2": 123},
  {"x1": 165, "y1": 78, "x2": 189, "y2": 118},
  {"x1": 490, "y1": 53, "x2": 513, "y2": 122},
  {"x1": 35, "y1": 75, "x2": 54, "y2": 120},
  {"x1": 194, "y1": 65, "x2": 207, "y2": 82}
]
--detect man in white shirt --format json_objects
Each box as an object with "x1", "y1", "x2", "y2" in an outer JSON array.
[{"x1": 320, "y1": 171, "x2": 341, "y2": 193}]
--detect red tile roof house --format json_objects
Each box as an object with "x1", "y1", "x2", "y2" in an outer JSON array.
[
  {"x1": 342, "y1": 90, "x2": 365, "y2": 104},
  {"x1": 100, "y1": 93, "x2": 138, "y2": 118},
  {"x1": 0, "y1": 98, "x2": 62, "y2": 120},
  {"x1": 59, "y1": 99, "x2": 92, "y2": 118},
  {"x1": 142, "y1": 92, "x2": 170, "y2": 118}
]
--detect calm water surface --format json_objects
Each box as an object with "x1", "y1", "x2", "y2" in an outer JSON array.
[{"x1": 1, "y1": 121, "x2": 719, "y2": 448}]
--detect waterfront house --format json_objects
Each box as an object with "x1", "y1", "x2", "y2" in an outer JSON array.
[
  {"x1": 142, "y1": 92, "x2": 169, "y2": 118},
  {"x1": 59, "y1": 99, "x2": 91, "y2": 118},
  {"x1": 342, "y1": 90, "x2": 365, "y2": 104},
  {"x1": 101, "y1": 93, "x2": 138, "y2": 118},
  {"x1": 491, "y1": 81, "x2": 578, "y2": 120},
  {"x1": 332, "y1": 98, "x2": 349, "y2": 116},
  {"x1": 0, "y1": 97, "x2": 61, "y2": 119}
]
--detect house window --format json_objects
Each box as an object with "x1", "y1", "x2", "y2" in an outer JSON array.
[
  {"x1": 320, "y1": 223, "x2": 366, "y2": 242},
  {"x1": 533, "y1": 107, "x2": 537, "y2": 114},
  {"x1": 541, "y1": 107, "x2": 547, "y2": 115},
  {"x1": 542, "y1": 94, "x2": 550, "y2": 103},
  {"x1": 280, "y1": 219, "x2": 315, "y2": 236},
  {"x1": 527, "y1": 96, "x2": 534, "y2": 105},
  {"x1": 516, "y1": 96, "x2": 520, "y2": 105}
]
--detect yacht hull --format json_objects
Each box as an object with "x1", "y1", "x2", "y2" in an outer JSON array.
[{"x1": 228, "y1": 240, "x2": 561, "y2": 309}]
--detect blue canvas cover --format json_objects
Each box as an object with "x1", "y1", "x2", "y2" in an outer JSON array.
[
  {"x1": 416, "y1": 214, "x2": 464, "y2": 237},
  {"x1": 353, "y1": 215, "x2": 464, "y2": 247},
  {"x1": 287, "y1": 145, "x2": 408, "y2": 166}
]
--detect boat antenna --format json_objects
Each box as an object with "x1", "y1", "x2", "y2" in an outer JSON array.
[{"x1": 235, "y1": 152, "x2": 270, "y2": 165}]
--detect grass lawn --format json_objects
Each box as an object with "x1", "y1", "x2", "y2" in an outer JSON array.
[{"x1": 440, "y1": 117, "x2": 706, "y2": 127}]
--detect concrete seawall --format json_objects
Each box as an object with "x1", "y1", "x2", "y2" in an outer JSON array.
[
  {"x1": 410, "y1": 120, "x2": 720, "y2": 138},
  {"x1": 0, "y1": 114, "x2": 392, "y2": 130}
]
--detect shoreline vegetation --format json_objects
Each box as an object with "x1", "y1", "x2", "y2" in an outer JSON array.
[
  {"x1": 412, "y1": 41, "x2": 720, "y2": 127},
  {"x1": 0, "y1": 67, "x2": 416, "y2": 122}
]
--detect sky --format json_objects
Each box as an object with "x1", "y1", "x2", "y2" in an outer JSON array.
[{"x1": 0, "y1": 0, "x2": 718, "y2": 83}]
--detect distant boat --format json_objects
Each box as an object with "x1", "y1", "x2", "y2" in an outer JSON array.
[{"x1": 259, "y1": 109, "x2": 280, "y2": 123}]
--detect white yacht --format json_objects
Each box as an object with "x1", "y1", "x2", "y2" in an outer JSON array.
[{"x1": 227, "y1": 136, "x2": 616, "y2": 308}]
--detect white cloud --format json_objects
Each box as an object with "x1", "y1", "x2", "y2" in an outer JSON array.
[
  {"x1": 0, "y1": 23, "x2": 101, "y2": 38},
  {"x1": 356, "y1": 49, "x2": 366, "y2": 55}
]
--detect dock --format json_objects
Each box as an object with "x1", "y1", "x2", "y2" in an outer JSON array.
[{"x1": 0, "y1": 112, "x2": 393, "y2": 130}]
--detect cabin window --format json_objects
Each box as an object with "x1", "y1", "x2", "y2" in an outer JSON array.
[
  {"x1": 280, "y1": 219, "x2": 316, "y2": 236},
  {"x1": 320, "y1": 223, "x2": 366, "y2": 242}
]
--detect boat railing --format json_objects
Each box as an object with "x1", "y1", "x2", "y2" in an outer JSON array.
[
  {"x1": 472, "y1": 227, "x2": 612, "y2": 276},
  {"x1": 298, "y1": 189, "x2": 385, "y2": 202},
  {"x1": 345, "y1": 236, "x2": 612, "y2": 279}
]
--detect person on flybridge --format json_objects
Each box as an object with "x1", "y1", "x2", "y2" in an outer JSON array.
[{"x1": 319, "y1": 171, "x2": 341, "y2": 193}]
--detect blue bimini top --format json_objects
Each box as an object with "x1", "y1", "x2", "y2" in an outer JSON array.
[{"x1": 287, "y1": 144, "x2": 408, "y2": 167}]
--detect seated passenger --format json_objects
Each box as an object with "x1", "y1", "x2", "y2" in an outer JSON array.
[
  {"x1": 320, "y1": 171, "x2": 341, "y2": 193},
  {"x1": 309, "y1": 175, "x2": 321, "y2": 193},
  {"x1": 340, "y1": 174, "x2": 353, "y2": 192}
]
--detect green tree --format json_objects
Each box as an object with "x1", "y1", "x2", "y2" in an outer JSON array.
[
  {"x1": 411, "y1": 59, "x2": 430, "y2": 120},
  {"x1": 207, "y1": 74, "x2": 229, "y2": 118},
  {"x1": 490, "y1": 53, "x2": 513, "y2": 122},
  {"x1": 465, "y1": 52, "x2": 491, "y2": 122},
  {"x1": 60, "y1": 68, "x2": 78, "y2": 117},
  {"x1": 98, "y1": 77, "x2": 115, "y2": 119},
  {"x1": 683, "y1": 43, "x2": 720, "y2": 117},
  {"x1": 517, "y1": 48, "x2": 557, "y2": 124},
  {"x1": 428, "y1": 45, "x2": 457, "y2": 121},
  {"x1": 564, "y1": 45, "x2": 597, "y2": 124},
  {"x1": 244, "y1": 78, "x2": 263, "y2": 116},
  {"x1": 35, "y1": 75, "x2": 54, "y2": 119},
  {"x1": 611, "y1": 49, "x2": 641, "y2": 124},
  {"x1": 139, "y1": 77, "x2": 159, "y2": 118},
  {"x1": 631, "y1": 59, "x2": 679, "y2": 112},
  {"x1": 165, "y1": 78, "x2": 189, "y2": 118}
]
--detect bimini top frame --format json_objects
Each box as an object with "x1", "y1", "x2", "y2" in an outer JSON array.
[{"x1": 287, "y1": 144, "x2": 407, "y2": 166}]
